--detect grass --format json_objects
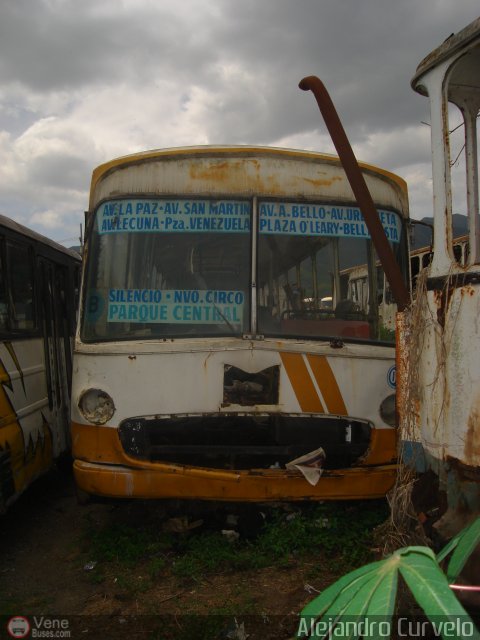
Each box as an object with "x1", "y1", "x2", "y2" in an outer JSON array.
[
  {"x1": 81, "y1": 500, "x2": 388, "y2": 585},
  {"x1": 85, "y1": 522, "x2": 174, "y2": 565},
  {"x1": 74, "y1": 502, "x2": 389, "y2": 634}
]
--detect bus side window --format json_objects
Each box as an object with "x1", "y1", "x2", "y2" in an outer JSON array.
[
  {"x1": 410, "y1": 255, "x2": 420, "y2": 291},
  {"x1": 0, "y1": 241, "x2": 7, "y2": 331},
  {"x1": 7, "y1": 241, "x2": 35, "y2": 331}
]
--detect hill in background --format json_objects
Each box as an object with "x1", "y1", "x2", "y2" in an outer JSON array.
[{"x1": 410, "y1": 214, "x2": 468, "y2": 250}]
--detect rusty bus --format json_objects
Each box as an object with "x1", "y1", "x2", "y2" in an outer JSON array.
[
  {"x1": 397, "y1": 18, "x2": 480, "y2": 533},
  {"x1": 300, "y1": 19, "x2": 480, "y2": 531},
  {"x1": 71, "y1": 146, "x2": 410, "y2": 502},
  {"x1": 0, "y1": 215, "x2": 81, "y2": 512}
]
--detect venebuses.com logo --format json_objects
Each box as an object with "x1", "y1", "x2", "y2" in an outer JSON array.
[
  {"x1": 7, "y1": 617, "x2": 30, "y2": 639},
  {"x1": 6, "y1": 616, "x2": 71, "y2": 638}
]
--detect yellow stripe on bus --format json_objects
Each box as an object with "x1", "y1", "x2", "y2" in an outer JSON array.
[
  {"x1": 280, "y1": 352, "x2": 324, "y2": 412},
  {"x1": 307, "y1": 355, "x2": 347, "y2": 416}
]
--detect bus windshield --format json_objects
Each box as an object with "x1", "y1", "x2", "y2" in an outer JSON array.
[
  {"x1": 257, "y1": 201, "x2": 405, "y2": 342},
  {"x1": 81, "y1": 197, "x2": 406, "y2": 342},
  {"x1": 82, "y1": 199, "x2": 251, "y2": 340}
]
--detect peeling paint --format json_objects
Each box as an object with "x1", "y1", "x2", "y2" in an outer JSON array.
[
  {"x1": 302, "y1": 176, "x2": 343, "y2": 189},
  {"x1": 404, "y1": 16, "x2": 480, "y2": 528},
  {"x1": 123, "y1": 471, "x2": 134, "y2": 496}
]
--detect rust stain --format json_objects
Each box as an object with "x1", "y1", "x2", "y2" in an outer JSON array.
[
  {"x1": 188, "y1": 159, "x2": 261, "y2": 183},
  {"x1": 186, "y1": 156, "x2": 341, "y2": 196},
  {"x1": 433, "y1": 289, "x2": 444, "y2": 327},
  {"x1": 303, "y1": 176, "x2": 343, "y2": 188},
  {"x1": 464, "y1": 397, "x2": 480, "y2": 466},
  {"x1": 203, "y1": 351, "x2": 213, "y2": 370},
  {"x1": 461, "y1": 285, "x2": 475, "y2": 297},
  {"x1": 395, "y1": 311, "x2": 411, "y2": 427},
  {"x1": 189, "y1": 161, "x2": 236, "y2": 182},
  {"x1": 433, "y1": 283, "x2": 455, "y2": 329},
  {"x1": 260, "y1": 174, "x2": 282, "y2": 193}
]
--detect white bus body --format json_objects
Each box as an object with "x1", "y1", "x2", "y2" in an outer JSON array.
[{"x1": 73, "y1": 146, "x2": 409, "y2": 502}]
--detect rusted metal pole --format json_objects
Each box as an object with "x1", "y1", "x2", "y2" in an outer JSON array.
[{"x1": 299, "y1": 75, "x2": 410, "y2": 311}]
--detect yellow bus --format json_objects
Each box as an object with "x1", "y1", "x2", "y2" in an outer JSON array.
[
  {"x1": 0, "y1": 215, "x2": 81, "y2": 511},
  {"x1": 72, "y1": 146, "x2": 409, "y2": 502}
]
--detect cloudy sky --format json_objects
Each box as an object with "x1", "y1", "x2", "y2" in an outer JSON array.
[{"x1": 0, "y1": 0, "x2": 478, "y2": 246}]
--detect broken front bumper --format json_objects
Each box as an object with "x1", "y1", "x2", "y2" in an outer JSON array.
[{"x1": 73, "y1": 458, "x2": 396, "y2": 502}]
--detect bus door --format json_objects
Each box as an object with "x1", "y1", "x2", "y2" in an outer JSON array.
[{"x1": 39, "y1": 258, "x2": 71, "y2": 454}]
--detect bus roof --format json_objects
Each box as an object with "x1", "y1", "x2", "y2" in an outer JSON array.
[
  {"x1": 90, "y1": 145, "x2": 408, "y2": 202},
  {"x1": 412, "y1": 17, "x2": 480, "y2": 96},
  {"x1": 0, "y1": 213, "x2": 81, "y2": 261}
]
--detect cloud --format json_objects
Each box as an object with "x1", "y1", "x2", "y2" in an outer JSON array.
[{"x1": 0, "y1": 0, "x2": 478, "y2": 242}]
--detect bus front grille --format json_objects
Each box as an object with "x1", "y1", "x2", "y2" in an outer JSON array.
[{"x1": 118, "y1": 415, "x2": 371, "y2": 471}]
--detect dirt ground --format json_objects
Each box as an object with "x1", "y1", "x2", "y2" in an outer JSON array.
[{"x1": 0, "y1": 468, "x2": 347, "y2": 639}]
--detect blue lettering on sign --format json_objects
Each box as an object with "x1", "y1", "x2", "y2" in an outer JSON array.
[
  {"x1": 107, "y1": 289, "x2": 244, "y2": 325},
  {"x1": 174, "y1": 290, "x2": 200, "y2": 303},
  {"x1": 387, "y1": 365, "x2": 396, "y2": 389},
  {"x1": 205, "y1": 290, "x2": 244, "y2": 304},
  {"x1": 109, "y1": 289, "x2": 163, "y2": 303},
  {"x1": 259, "y1": 202, "x2": 401, "y2": 242},
  {"x1": 86, "y1": 290, "x2": 104, "y2": 322},
  {"x1": 97, "y1": 199, "x2": 251, "y2": 235}
]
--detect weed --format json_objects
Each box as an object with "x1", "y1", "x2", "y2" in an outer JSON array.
[
  {"x1": 253, "y1": 500, "x2": 387, "y2": 570},
  {"x1": 134, "y1": 575, "x2": 153, "y2": 594},
  {"x1": 114, "y1": 573, "x2": 133, "y2": 591},
  {"x1": 86, "y1": 568, "x2": 106, "y2": 585},
  {"x1": 81, "y1": 500, "x2": 387, "y2": 586},
  {"x1": 148, "y1": 556, "x2": 167, "y2": 580},
  {"x1": 84, "y1": 522, "x2": 174, "y2": 565}
]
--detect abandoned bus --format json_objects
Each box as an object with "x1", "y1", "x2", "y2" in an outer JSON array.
[
  {"x1": 341, "y1": 234, "x2": 469, "y2": 336},
  {"x1": 340, "y1": 261, "x2": 396, "y2": 336},
  {"x1": 72, "y1": 146, "x2": 409, "y2": 502},
  {"x1": 0, "y1": 215, "x2": 81, "y2": 511},
  {"x1": 398, "y1": 18, "x2": 480, "y2": 532}
]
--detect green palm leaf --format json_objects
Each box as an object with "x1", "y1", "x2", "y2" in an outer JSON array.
[
  {"x1": 399, "y1": 547, "x2": 467, "y2": 616},
  {"x1": 299, "y1": 524, "x2": 480, "y2": 640},
  {"x1": 300, "y1": 560, "x2": 383, "y2": 620},
  {"x1": 299, "y1": 558, "x2": 400, "y2": 639},
  {"x1": 442, "y1": 518, "x2": 480, "y2": 582},
  {"x1": 365, "y1": 563, "x2": 398, "y2": 617},
  {"x1": 399, "y1": 548, "x2": 480, "y2": 639},
  {"x1": 362, "y1": 562, "x2": 399, "y2": 639}
]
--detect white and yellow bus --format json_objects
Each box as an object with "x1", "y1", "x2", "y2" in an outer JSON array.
[
  {"x1": 0, "y1": 215, "x2": 81, "y2": 511},
  {"x1": 72, "y1": 146, "x2": 409, "y2": 502}
]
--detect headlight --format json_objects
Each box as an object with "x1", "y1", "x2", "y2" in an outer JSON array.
[
  {"x1": 379, "y1": 393, "x2": 396, "y2": 427},
  {"x1": 78, "y1": 388, "x2": 115, "y2": 425}
]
